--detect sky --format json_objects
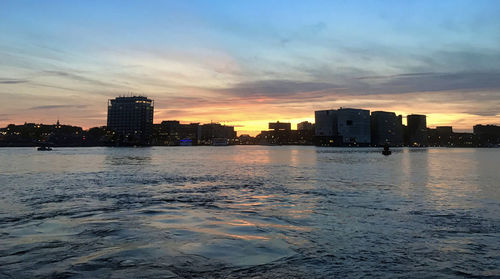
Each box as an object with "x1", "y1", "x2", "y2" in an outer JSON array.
[{"x1": 1, "y1": 0, "x2": 499, "y2": 135}]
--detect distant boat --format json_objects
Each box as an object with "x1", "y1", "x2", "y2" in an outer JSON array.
[
  {"x1": 382, "y1": 144, "x2": 391, "y2": 156},
  {"x1": 37, "y1": 146, "x2": 53, "y2": 151}
]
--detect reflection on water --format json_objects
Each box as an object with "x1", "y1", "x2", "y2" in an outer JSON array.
[{"x1": 0, "y1": 146, "x2": 499, "y2": 278}]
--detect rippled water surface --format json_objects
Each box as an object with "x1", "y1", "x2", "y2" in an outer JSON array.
[{"x1": 1, "y1": 146, "x2": 499, "y2": 278}]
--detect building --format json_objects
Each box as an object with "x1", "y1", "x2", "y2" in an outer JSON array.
[
  {"x1": 407, "y1": 114, "x2": 428, "y2": 146},
  {"x1": 269, "y1": 121, "x2": 291, "y2": 131},
  {"x1": 152, "y1": 121, "x2": 200, "y2": 146},
  {"x1": 315, "y1": 110, "x2": 337, "y2": 137},
  {"x1": 297, "y1": 121, "x2": 315, "y2": 144},
  {"x1": 199, "y1": 123, "x2": 236, "y2": 144},
  {"x1": 427, "y1": 126, "x2": 453, "y2": 146},
  {"x1": 107, "y1": 96, "x2": 154, "y2": 145},
  {"x1": 297, "y1": 121, "x2": 314, "y2": 131},
  {"x1": 337, "y1": 108, "x2": 370, "y2": 145},
  {"x1": 427, "y1": 126, "x2": 478, "y2": 147},
  {"x1": 370, "y1": 111, "x2": 403, "y2": 146},
  {"x1": 268, "y1": 121, "x2": 292, "y2": 144},
  {"x1": 315, "y1": 108, "x2": 370, "y2": 146},
  {"x1": 0, "y1": 121, "x2": 84, "y2": 147},
  {"x1": 315, "y1": 109, "x2": 340, "y2": 145},
  {"x1": 436, "y1": 126, "x2": 453, "y2": 146},
  {"x1": 474, "y1": 124, "x2": 500, "y2": 146}
]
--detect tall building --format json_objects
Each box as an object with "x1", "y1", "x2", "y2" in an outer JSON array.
[
  {"x1": 371, "y1": 111, "x2": 403, "y2": 146},
  {"x1": 107, "y1": 96, "x2": 154, "y2": 145},
  {"x1": 407, "y1": 114, "x2": 428, "y2": 146},
  {"x1": 315, "y1": 108, "x2": 370, "y2": 146}
]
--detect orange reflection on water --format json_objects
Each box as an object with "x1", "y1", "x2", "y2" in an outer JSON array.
[
  {"x1": 250, "y1": 194, "x2": 276, "y2": 199},
  {"x1": 234, "y1": 202, "x2": 263, "y2": 206},
  {"x1": 212, "y1": 219, "x2": 312, "y2": 231}
]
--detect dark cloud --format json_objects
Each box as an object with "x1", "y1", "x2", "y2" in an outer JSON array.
[
  {"x1": 355, "y1": 72, "x2": 436, "y2": 80},
  {"x1": 214, "y1": 71, "x2": 500, "y2": 105},
  {"x1": 219, "y1": 80, "x2": 341, "y2": 98},
  {"x1": 0, "y1": 79, "x2": 28, "y2": 84},
  {"x1": 466, "y1": 110, "x2": 499, "y2": 117},
  {"x1": 354, "y1": 72, "x2": 500, "y2": 95},
  {"x1": 30, "y1": 105, "x2": 88, "y2": 110}
]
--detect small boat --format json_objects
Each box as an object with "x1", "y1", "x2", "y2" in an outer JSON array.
[
  {"x1": 37, "y1": 146, "x2": 53, "y2": 151},
  {"x1": 382, "y1": 144, "x2": 391, "y2": 156}
]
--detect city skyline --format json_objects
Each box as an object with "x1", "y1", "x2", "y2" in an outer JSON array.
[
  {"x1": 1, "y1": 99, "x2": 495, "y2": 137},
  {"x1": 1, "y1": 0, "x2": 500, "y2": 136}
]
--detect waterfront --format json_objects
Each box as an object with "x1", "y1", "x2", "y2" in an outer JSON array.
[{"x1": 0, "y1": 146, "x2": 499, "y2": 278}]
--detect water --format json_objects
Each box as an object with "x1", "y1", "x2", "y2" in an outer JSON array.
[{"x1": 0, "y1": 146, "x2": 499, "y2": 278}]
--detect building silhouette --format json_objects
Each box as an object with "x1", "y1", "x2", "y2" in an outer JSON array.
[
  {"x1": 474, "y1": 124, "x2": 500, "y2": 146},
  {"x1": 152, "y1": 121, "x2": 200, "y2": 146},
  {"x1": 337, "y1": 108, "x2": 371, "y2": 145},
  {"x1": 297, "y1": 121, "x2": 314, "y2": 131},
  {"x1": 107, "y1": 96, "x2": 154, "y2": 145},
  {"x1": 407, "y1": 114, "x2": 428, "y2": 146},
  {"x1": 256, "y1": 121, "x2": 314, "y2": 145},
  {"x1": 315, "y1": 108, "x2": 370, "y2": 146},
  {"x1": 261, "y1": 121, "x2": 292, "y2": 144},
  {"x1": 370, "y1": 111, "x2": 403, "y2": 146},
  {"x1": 297, "y1": 121, "x2": 315, "y2": 144},
  {"x1": 199, "y1": 123, "x2": 236, "y2": 145},
  {"x1": 0, "y1": 121, "x2": 83, "y2": 147},
  {"x1": 435, "y1": 126, "x2": 453, "y2": 146},
  {"x1": 427, "y1": 126, "x2": 477, "y2": 147}
]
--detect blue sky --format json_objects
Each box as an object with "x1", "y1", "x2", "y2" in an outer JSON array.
[{"x1": 1, "y1": 0, "x2": 499, "y2": 134}]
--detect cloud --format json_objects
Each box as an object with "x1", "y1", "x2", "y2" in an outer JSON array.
[
  {"x1": 352, "y1": 72, "x2": 500, "y2": 95},
  {"x1": 30, "y1": 105, "x2": 88, "y2": 110},
  {"x1": 279, "y1": 21, "x2": 328, "y2": 46},
  {"x1": 211, "y1": 71, "x2": 500, "y2": 106},
  {"x1": 42, "y1": 70, "x2": 117, "y2": 88},
  {"x1": 219, "y1": 79, "x2": 341, "y2": 98},
  {"x1": 0, "y1": 79, "x2": 28, "y2": 84},
  {"x1": 355, "y1": 72, "x2": 436, "y2": 80}
]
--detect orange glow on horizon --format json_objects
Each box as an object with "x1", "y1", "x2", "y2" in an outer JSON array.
[
  {"x1": 2, "y1": 109, "x2": 499, "y2": 137},
  {"x1": 1, "y1": 87, "x2": 498, "y2": 136}
]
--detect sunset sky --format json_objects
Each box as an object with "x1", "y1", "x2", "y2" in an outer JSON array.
[{"x1": 1, "y1": 0, "x2": 499, "y2": 135}]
